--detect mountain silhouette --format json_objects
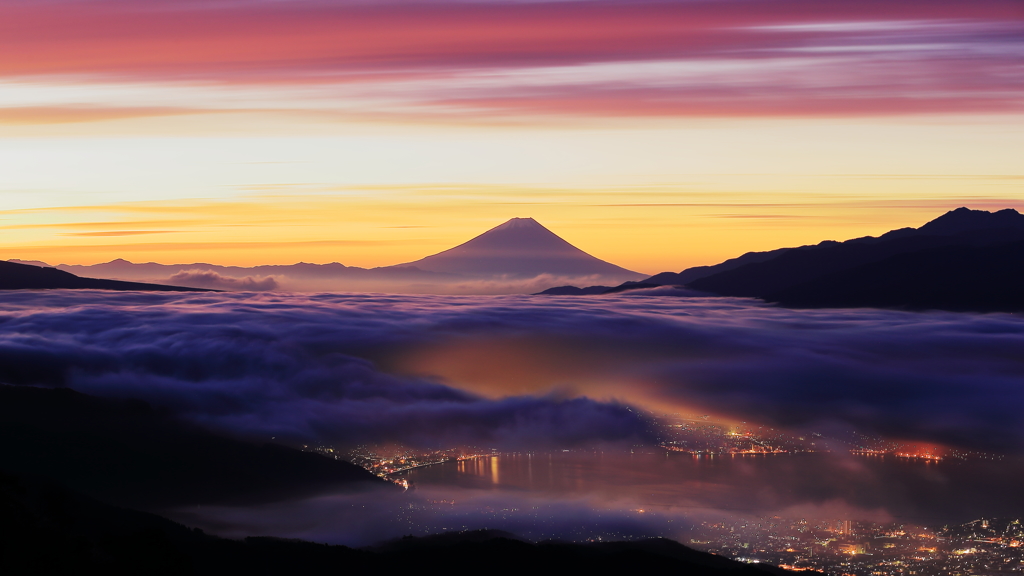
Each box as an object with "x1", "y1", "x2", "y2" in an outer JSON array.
[
  {"x1": 917, "y1": 206, "x2": 1024, "y2": 236},
  {"x1": 550, "y1": 208, "x2": 1024, "y2": 312},
  {"x1": 387, "y1": 217, "x2": 642, "y2": 281},
  {"x1": 636, "y1": 207, "x2": 1024, "y2": 290},
  {"x1": 53, "y1": 258, "x2": 355, "y2": 280},
  {"x1": 632, "y1": 207, "x2": 1024, "y2": 311},
  {"x1": 0, "y1": 260, "x2": 209, "y2": 291}
]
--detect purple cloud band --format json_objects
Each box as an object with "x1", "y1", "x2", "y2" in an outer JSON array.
[
  {"x1": 2, "y1": 0, "x2": 1021, "y2": 119},
  {"x1": 0, "y1": 291, "x2": 1022, "y2": 454}
]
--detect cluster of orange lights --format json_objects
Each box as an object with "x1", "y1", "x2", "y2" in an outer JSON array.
[
  {"x1": 659, "y1": 444, "x2": 790, "y2": 455},
  {"x1": 893, "y1": 452, "x2": 943, "y2": 461},
  {"x1": 851, "y1": 448, "x2": 944, "y2": 461}
]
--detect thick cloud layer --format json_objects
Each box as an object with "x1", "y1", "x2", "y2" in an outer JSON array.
[
  {"x1": 0, "y1": 291, "x2": 652, "y2": 449},
  {"x1": 0, "y1": 291, "x2": 1022, "y2": 454}
]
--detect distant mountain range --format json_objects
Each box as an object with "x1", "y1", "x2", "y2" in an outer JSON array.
[
  {"x1": 15, "y1": 258, "x2": 454, "y2": 292},
  {"x1": 541, "y1": 207, "x2": 1024, "y2": 313},
  {"x1": 9, "y1": 218, "x2": 643, "y2": 293}
]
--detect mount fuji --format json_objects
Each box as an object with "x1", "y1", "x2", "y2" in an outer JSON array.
[{"x1": 386, "y1": 217, "x2": 642, "y2": 282}]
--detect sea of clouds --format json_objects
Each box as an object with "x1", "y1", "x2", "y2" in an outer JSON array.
[{"x1": 0, "y1": 290, "x2": 1022, "y2": 454}]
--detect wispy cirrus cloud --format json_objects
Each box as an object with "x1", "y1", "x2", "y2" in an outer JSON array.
[
  {"x1": 60, "y1": 230, "x2": 180, "y2": 236},
  {"x1": 1, "y1": 0, "x2": 1021, "y2": 122}
]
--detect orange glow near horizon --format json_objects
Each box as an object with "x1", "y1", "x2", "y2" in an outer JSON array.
[{"x1": 4, "y1": 178, "x2": 1024, "y2": 272}]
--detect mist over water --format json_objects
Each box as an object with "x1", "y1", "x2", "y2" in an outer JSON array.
[
  {"x1": 169, "y1": 451, "x2": 1024, "y2": 547},
  {"x1": 407, "y1": 452, "x2": 1024, "y2": 522}
]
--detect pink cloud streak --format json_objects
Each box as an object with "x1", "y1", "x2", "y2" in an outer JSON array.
[{"x1": 2, "y1": 0, "x2": 1022, "y2": 119}]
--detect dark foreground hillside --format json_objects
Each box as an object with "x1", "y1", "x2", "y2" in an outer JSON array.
[
  {"x1": 0, "y1": 471, "x2": 804, "y2": 576},
  {"x1": 0, "y1": 386, "x2": 386, "y2": 509},
  {"x1": 0, "y1": 387, "x2": 810, "y2": 575}
]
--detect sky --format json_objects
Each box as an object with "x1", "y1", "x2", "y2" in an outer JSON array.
[{"x1": 2, "y1": 0, "x2": 1023, "y2": 272}]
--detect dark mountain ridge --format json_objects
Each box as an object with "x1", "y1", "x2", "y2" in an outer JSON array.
[
  {"x1": 684, "y1": 207, "x2": 1024, "y2": 310},
  {"x1": 48, "y1": 258, "x2": 455, "y2": 283},
  {"x1": 649, "y1": 207, "x2": 1024, "y2": 288},
  {"x1": 0, "y1": 260, "x2": 209, "y2": 292}
]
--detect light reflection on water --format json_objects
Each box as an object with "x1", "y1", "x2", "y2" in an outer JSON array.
[
  {"x1": 406, "y1": 451, "x2": 1024, "y2": 523},
  {"x1": 169, "y1": 451, "x2": 1024, "y2": 548}
]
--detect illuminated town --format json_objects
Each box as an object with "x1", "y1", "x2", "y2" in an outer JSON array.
[
  {"x1": 306, "y1": 443, "x2": 499, "y2": 488},
  {"x1": 688, "y1": 516, "x2": 1024, "y2": 576},
  {"x1": 653, "y1": 414, "x2": 1003, "y2": 462},
  {"x1": 308, "y1": 437, "x2": 1024, "y2": 576},
  {"x1": 301, "y1": 415, "x2": 1021, "y2": 575}
]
